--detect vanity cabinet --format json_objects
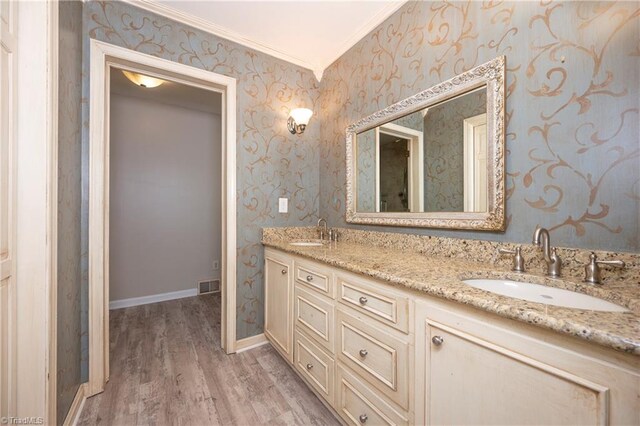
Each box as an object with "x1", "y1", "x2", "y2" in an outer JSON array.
[
  {"x1": 263, "y1": 247, "x2": 640, "y2": 426},
  {"x1": 415, "y1": 298, "x2": 640, "y2": 426},
  {"x1": 264, "y1": 248, "x2": 294, "y2": 362}
]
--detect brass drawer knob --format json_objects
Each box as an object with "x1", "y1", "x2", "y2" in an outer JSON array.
[
  {"x1": 432, "y1": 335, "x2": 444, "y2": 346},
  {"x1": 359, "y1": 414, "x2": 368, "y2": 423},
  {"x1": 306, "y1": 275, "x2": 314, "y2": 281},
  {"x1": 306, "y1": 363, "x2": 313, "y2": 370},
  {"x1": 359, "y1": 296, "x2": 368, "y2": 305},
  {"x1": 359, "y1": 349, "x2": 368, "y2": 357},
  {"x1": 281, "y1": 269, "x2": 287, "y2": 275}
]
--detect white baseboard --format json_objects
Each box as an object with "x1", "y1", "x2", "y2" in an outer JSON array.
[
  {"x1": 109, "y1": 288, "x2": 198, "y2": 310},
  {"x1": 63, "y1": 382, "x2": 88, "y2": 426},
  {"x1": 235, "y1": 333, "x2": 269, "y2": 353}
]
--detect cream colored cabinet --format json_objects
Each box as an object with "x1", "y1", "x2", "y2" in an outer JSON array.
[
  {"x1": 415, "y1": 299, "x2": 640, "y2": 426},
  {"x1": 263, "y1": 247, "x2": 640, "y2": 426},
  {"x1": 264, "y1": 248, "x2": 294, "y2": 362}
]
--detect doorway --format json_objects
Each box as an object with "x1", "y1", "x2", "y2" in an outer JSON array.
[
  {"x1": 108, "y1": 68, "x2": 222, "y2": 309},
  {"x1": 376, "y1": 123, "x2": 424, "y2": 213},
  {"x1": 88, "y1": 40, "x2": 237, "y2": 396}
]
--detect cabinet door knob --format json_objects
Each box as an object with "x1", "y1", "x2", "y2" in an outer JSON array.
[
  {"x1": 306, "y1": 275, "x2": 314, "y2": 281},
  {"x1": 359, "y1": 414, "x2": 368, "y2": 423},
  {"x1": 281, "y1": 269, "x2": 287, "y2": 275},
  {"x1": 359, "y1": 349, "x2": 368, "y2": 357},
  {"x1": 359, "y1": 296, "x2": 368, "y2": 305},
  {"x1": 432, "y1": 335, "x2": 444, "y2": 346},
  {"x1": 306, "y1": 363, "x2": 313, "y2": 370}
]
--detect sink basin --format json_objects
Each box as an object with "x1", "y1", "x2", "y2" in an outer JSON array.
[
  {"x1": 462, "y1": 279, "x2": 629, "y2": 312},
  {"x1": 289, "y1": 240, "x2": 325, "y2": 247}
]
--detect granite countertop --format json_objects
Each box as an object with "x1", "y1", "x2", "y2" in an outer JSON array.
[{"x1": 262, "y1": 237, "x2": 640, "y2": 356}]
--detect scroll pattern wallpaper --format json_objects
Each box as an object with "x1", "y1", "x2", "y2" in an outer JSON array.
[
  {"x1": 356, "y1": 129, "x2": 376, "y2": 211},
  {"x1": 319, "y1": 0, "x2": 640, "y2": 251},
  {"x1": 424, "y1": 89, "x2": 486, "y2": 212},
  {"x1": 81, "y1": 0, "x2": 321, "y2": 341}
]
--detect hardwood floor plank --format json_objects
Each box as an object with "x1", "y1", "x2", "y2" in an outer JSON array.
[{"x1": 79, "y1": 294, "x2": 337, "y2": 425}]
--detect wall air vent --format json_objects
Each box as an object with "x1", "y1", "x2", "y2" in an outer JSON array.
[{"x1": 198, "y1": 279, "x2": 220, "y2": 295}]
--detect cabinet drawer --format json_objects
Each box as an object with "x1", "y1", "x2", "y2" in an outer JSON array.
[
  {"x1": 337, "y1": 272, "x2": 409, "y2": 333},
  {"x1": 337, "y1": 310, "x2": 409, "y2": 409},
  {"x1": 294, "y1": 330, "x2": 334, "y2": 405},
  {"x1": 295, "y1": 285, "x2": 335, "y2": 353},
  {"x1": 295, "y1": 259, "x2": 333, "y2": 297},
  {"x1": 337, "y1": 365, "x2": 408, "y2": 426}
]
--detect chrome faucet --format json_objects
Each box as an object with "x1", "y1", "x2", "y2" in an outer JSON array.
[
  {"x1": 317, "y1": 218, "x2": 328, "y2": 240},
  {"x1": 532, "y1": 226, "x2": 562, "y2": 277}
]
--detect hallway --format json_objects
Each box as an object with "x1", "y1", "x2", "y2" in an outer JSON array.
[{"x1": 78, "y1": 295, "x2": 337, "y2": 425}]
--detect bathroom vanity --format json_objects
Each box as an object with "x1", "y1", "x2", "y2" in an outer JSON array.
[{"x1": 262, "y1": 230, "x2": 640, "y2": 426}]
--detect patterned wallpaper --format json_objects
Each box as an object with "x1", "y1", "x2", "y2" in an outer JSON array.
[
  {"x1": 57, "y1": 0, "x2": 83, "y2": 423},
  {"x1": 81, "y1": 0, "x2": 321, "y2": 346},
  {"x1": 319, "y1": 0, "x2": 640, "y2": 252},
  {"x1": 424, "y1": 89, "x2": 486, "y2": 212},
  {"x1": 355, "y1": 129, "x2": 376, "y2": 211}
]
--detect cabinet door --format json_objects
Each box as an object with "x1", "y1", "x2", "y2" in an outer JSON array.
[
  {"x1": 424, "y1": 322, "x2": 608, "y2": 425},
  {"x1": 414, "y1": 300, "x2": 639, "y2": 426},
  {"x1": 264, "y1": 253, "x2": 293, "y2": 362}
]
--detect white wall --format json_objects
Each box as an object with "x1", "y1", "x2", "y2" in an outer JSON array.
[{"x1": 109, "y1": 94, "x2": 221, "y2": 301}]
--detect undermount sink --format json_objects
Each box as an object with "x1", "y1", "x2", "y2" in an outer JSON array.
[
  {"x1": 289, "y1": 240, "x2": 325, "y2": 247},
  {"x1": 463, "y1": 279, "x2": 629, "y2": 312}
]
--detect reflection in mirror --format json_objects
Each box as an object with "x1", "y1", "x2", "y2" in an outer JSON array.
[
  {"x1": 355, "y1": 86, "x2": 487, "y2": 214},
  {"x1": 346, "y1": 55, "x2": 505, "y2": 230}
]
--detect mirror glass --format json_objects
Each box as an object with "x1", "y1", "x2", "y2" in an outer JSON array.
[{"x1": 355, "y1": 86, "x2": 488, "y2": 214}]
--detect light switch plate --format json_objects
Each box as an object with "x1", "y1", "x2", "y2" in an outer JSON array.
[{"x1": 278, "y1": 197, "x2": 288, "y2": 213}]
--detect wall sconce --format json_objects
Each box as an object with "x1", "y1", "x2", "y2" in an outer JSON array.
[
  {"x1": 287, "y1": 108, "x2": 313, "y2": 135},
  {"x1": 122, "y1": 70, "x2": 165, "y2": 88}
]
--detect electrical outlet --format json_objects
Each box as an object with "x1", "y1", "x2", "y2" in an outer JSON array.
[
  {"x1": 213, "y1": 260, "x2": 219, "y2": 270},
  {"x1": 278, "y1": 197, "x2": 288, "y2": 213}
]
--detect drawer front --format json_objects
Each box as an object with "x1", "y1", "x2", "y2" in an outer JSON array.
[
  {"x1": 337, "y1": 365, "x2": 409, "y2": 426},
  {"x1": 337, "y1": 273, "x2": 409, "y2": 333},
  {"x1": 294, "y1": 331, "x2": 334, "y2": 404},
  {"x1": 295, "y1": 285, "x2": 335, "y2": 353},
  {"x1": 295, "y1": 260, "x2": 332, "y2": 297},
  {"x1": 337, "y1": 310, "x2": 409, "y2": 409}
]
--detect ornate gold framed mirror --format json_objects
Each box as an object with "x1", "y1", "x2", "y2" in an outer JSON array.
[{"x1": 346, "y1": 56, "x2": 506, "y2": 230}]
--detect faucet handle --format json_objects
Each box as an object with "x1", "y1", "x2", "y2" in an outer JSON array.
[
  {"x1": 498, "y1": 246, "x2": 525, "y2": 272},
  {"x1": 584, "y1": 252, "x2": 625, "y2": 285}
]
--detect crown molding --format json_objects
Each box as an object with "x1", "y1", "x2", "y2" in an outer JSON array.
[
  {"x1": 119, "y1": 0, "x2": 323, "y2": 78},
  {"x1": 116, "y1": 0, "x2": 407, "y2": 82},
  {"x1": 322, "y1": 1, "x2": 407, "y2": 71}
]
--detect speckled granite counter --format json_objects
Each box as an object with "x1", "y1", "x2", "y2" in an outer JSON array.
[{"x1": 262, "y1": 227, "x2": 640, "y2": 356}]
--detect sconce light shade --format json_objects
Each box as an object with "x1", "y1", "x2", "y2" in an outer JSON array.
[
  {"x1": 122, "y1": 70, "x2": 165, "y2": 88},
  {"x1": 288, "y1": 108, "x2": 313, "y2": 134}
]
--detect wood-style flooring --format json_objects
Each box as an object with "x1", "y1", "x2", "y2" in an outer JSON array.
[{"x1": 78, "y1": 294, "x2": 338, "y2": 425}]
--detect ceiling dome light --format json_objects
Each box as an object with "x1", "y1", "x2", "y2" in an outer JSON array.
[
  {"x1": 287, "y1": 108, "x2": 313, "y2": 135},
  {"x1": 122, "y1": 70, "x2": 165, "y2": 88}
]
